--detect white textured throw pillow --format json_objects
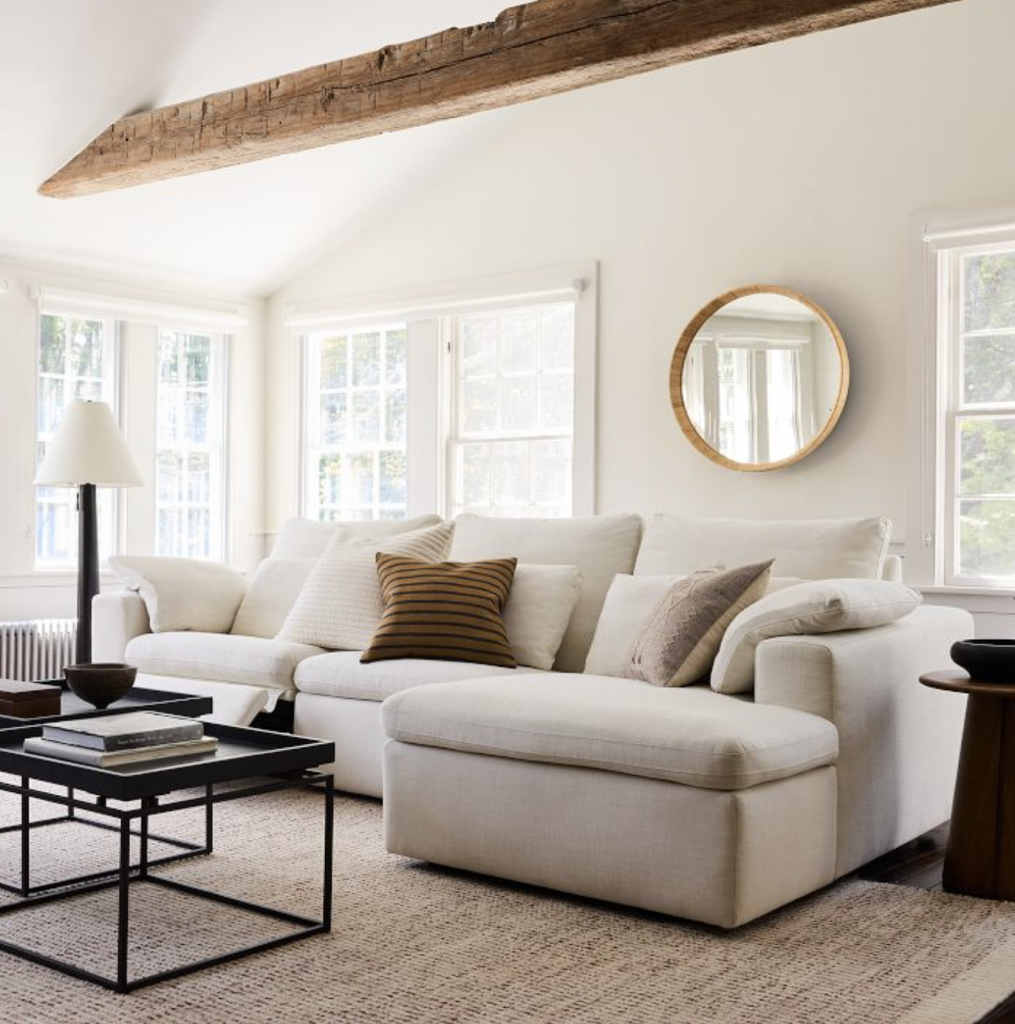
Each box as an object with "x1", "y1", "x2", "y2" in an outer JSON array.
[
  {"x1": 231, "y1": 559, "x2": 316, "y2": 639},
  {"x1": 109, "y1": 556, "x2": 248, "y2": 634},
  {"x1": 711, "y1": 578, "x2": 923, "y2": 695},
  {"x1": 276, "y1": 522, "x2": 454, "y2": 650},
  {"x1": 584, "y1": 573, "x2": 805, "y2": 678},
  {"x1": 503, "y1": 565, "x2": 582, "y2": 670}
]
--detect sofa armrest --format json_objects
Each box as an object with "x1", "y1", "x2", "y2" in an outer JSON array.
[
  {"x1": 753, "y1": 605, "x2": 972, "y2": 875},
  {"x1": 92, "y1": 591, "x2": 151, "y2": 662}
]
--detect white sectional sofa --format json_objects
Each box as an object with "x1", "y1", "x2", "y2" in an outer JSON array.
[{"x1": 93, "y1": 513, "x2": 971, "y2": 928}]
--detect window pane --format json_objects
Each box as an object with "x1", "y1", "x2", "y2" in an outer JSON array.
[
  {"x1": 959, "y1": 499, "x2": 1015, "y2": 578},
  {"x1": 462, "y1": 316, "x2": 497, "y2": 377},
  {"x1": 352, "y1": 332, "x2": 381, "y2": 387},
  {"x1": 499, "y1": 375, "x2": 538, "y2": 432},
  {"x1": 491, "y1": 440, "x2": 529, "y2": 511},
  {"x1": 39, "y1": 315, "x2": 65, "y2": 374},
  {"x1": 385, "y1": 330, "x2": 407, "y2": 387},
  {"x1": 454, "y1": 442, "x2": 490, "y2": 512},
  {"x1": 305, "y1": 323, "x2": 408, "y2": 521},
  {"x1": 962, "y1": 334, "x2": 1015, "y2": 406},
  {"x1": 531, "y1": 438, "x2": 571, "y2": 508},
  {"x1": 959, "y1": 418, "x2": 1015, "y2": 496},
  {"x1": 964, "y1": 252, "x2": 1015, "y2": 332},
  {"x1": 538, "y1": 373, "x2": 574, "y2": 432},
  {"x1": 36, "y1": 314, "x2": 116, "y2": 567},
  {"x1": 499, "y1": 310, "x2": 538, "y2": 374},
  {"x1": 462, "y1": 377, "x2": 498, "y2": 435},
  {"x1": 321, "y1": 337, "x2": 347, "y2": 389},
  {"x1": 155, "y1": 330, "x2": 226, "y2": 560}
]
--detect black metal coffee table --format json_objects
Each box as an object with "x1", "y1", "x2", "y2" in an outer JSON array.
[
  {"x1": 0, "y1": 685, "x2": 213, "y2": 896},
  {"x1": 0, "y1": 722, "x2": 335, "y2": 993}
]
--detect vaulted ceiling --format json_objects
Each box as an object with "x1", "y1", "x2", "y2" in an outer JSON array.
[{"x1": 0, "y1": 0, "x2": 511, "y2": 295}]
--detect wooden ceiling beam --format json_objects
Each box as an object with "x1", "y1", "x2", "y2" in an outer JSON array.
[{"x1": 40, "y1": 0, "x2": 965, "y2": 198}]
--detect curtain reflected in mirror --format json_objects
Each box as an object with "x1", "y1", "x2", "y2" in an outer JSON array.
[{"x1": 671, "y1": 288, "x2": 848, "y2": 471}]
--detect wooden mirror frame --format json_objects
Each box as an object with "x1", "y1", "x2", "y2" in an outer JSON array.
[{"x1": 669, "y1": 284, "x2": 850, "y2": 472}]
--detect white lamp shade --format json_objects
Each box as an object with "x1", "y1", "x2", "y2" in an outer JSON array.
[{"x1": 35, "y1": 400, "x2": 143, "y2": 487}]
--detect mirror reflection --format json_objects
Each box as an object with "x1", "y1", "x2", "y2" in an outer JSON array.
[{"x1": 678, "y1": 289, "x2": 847, "y2": 469}]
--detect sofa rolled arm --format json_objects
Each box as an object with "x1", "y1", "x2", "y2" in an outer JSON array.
[
  {"x1": 753, "y1": 604, "x2": 973, "y2": 876},
  {"x1": 92, "y1": 591, "x2": 151, "y2": 662}
]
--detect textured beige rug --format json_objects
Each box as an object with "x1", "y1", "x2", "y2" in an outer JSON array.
[{"x1": 0, "y1": 784, "x2": 1013, "y2": 1023}]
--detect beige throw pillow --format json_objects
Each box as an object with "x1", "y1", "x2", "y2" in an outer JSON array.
[
  {"x1": 622, "y1": 561, "x2": 773, "y2": 687},
  {"x1": 276, "y1": 521, "x2": 454, "y2": 650}
]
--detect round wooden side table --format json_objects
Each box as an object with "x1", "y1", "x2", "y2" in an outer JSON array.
[{"x1": 920, "y1": 669, "x2": 1015, "y2": 900}]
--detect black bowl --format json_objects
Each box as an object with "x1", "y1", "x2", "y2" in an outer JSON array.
[
  {"x1": 64, "y1": 663, "x2": 137, "y2": 710},
  {"x1": 950, "y1": 640, "x2": 1015, "y2": 684}
]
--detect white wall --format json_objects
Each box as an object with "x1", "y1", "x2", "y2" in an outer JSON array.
[
  {"x1": 0, "y1": 257, "x2": 265, "y2": 619},
  {"x1": 265, "y1": 0, "x2": 1015, "y2": 568}
]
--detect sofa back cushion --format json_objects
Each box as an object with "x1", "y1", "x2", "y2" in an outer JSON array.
[
  {"x1": 634, "y1": 516, "x2": 891, "y2": 581},
  {"x1": 270, "y1": 514, "x2": 443, "y2": 560},
  {"x1": 450, "y1": 514, "x2": 643, "y2": 671}
]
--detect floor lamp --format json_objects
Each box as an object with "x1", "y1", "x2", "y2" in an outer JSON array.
[{"x1": 35, "y1": 400, "x2": 142, "y2": 665}]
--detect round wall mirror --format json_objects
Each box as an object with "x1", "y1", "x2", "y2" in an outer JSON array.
[{"x1": 669, "y1": 285, "x2": 849, "y2": 471}]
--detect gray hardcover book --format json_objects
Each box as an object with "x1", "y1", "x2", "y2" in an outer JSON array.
[
  {"x1": 24, "y1": 735, "x2": 218, "y2": 767},
  {"x1": 42, "y1": 711, "x2": 204, "y2": 752}
]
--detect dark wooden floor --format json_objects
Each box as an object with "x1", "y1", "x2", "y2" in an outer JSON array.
[{"x1": 858, "y1": 824, "x2": 1015, "y2": 1023}]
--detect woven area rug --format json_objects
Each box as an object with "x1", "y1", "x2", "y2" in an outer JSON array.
[{"x1": 0, "y1": 784, "x2": 1014, "y2": 1024}]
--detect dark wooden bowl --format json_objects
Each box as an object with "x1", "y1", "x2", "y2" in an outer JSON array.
[
  {"x1": 950, "y1": 640, "x2": 1015, "y2": 684},
  {"x1": 64, "y1": 663, "x2": 137, "y2": 710}
]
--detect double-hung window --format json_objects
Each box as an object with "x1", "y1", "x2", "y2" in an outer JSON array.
[
  {"x1": 449, "y1": 302, "x2": 575, "y2": 517},
  {"x1": 303, "y1": 323, "x2": 408, "y2": 520},
  {"x1": 929, "y1": 229, "x2": 1015, "y2": 589},
  {"x1": 155, "y1": 329, "x2": 228, "y2": 559},
  {"x1": 298, "y1": 269, "x2": 593, "y2": 523},
  {"x1": 934, "y1": 237, "x2": 1015, "y2": 585},
  {"x1": 36, "y1": 313, "x2": 118, "y2": 567}
]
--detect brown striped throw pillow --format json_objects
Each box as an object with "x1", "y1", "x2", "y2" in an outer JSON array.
[
  {"x1": 622, "y1": 560, "x2": 773, "y2": 687},
  {"x1": 361, "y1": 555, "x2": 518, "y2": 667}
]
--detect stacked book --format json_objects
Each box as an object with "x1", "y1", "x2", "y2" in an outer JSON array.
[{"x1": 24, "y1": 712, "x2": 217, "y2": 767}]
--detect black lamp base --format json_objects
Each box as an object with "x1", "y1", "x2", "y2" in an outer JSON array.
[{"x1": 76, "y1": 483, "x2": 99, "y2": 665}]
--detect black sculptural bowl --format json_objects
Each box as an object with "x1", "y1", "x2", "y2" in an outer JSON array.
[
  {"x1": 950, "y1": 640, "x2": 1015, "y2": 684},
  {"x1": 64, "y1": 663, "x2": 137, "y2": 710}
]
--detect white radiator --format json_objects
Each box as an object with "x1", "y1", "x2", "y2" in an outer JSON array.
[{"x1": 0, "y1": 619, "x2": 77, "y2": 682}]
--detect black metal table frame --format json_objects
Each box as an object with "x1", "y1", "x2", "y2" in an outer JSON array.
[
  {"x1": 0, "y1": 771, "x2": 334, "y2": 993},
  {"x1": 0, "y1": 780, "x2": 212, "y2": 896}
]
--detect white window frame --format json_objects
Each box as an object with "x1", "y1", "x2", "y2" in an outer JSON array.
[
  {"x1": 910, "y1": 215, "x2": 1015, "y2": 591},
  {"x1": 154, "y1": 328, "x2": 230, "y2": 560},
  {"x1": 292, "y1": 263, "x2": 597, "y2": 520},
  {"x1": 34, "y1": 311, "x2": 122, "y2": 570}
]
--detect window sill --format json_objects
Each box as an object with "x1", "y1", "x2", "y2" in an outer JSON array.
[{"x1": 920, "y1": 585, "x2": 1015, "y2": 599}]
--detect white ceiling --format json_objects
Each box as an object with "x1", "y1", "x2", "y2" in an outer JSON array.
[{"x1": 0, "y1": 0, "x2": 513, "y2": 296}]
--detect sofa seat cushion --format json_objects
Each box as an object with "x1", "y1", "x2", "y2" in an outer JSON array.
[
  {"x1": 294, "y1": 651, "x2": 530, "y2": 703},
  {"x1": 125, "y1": 632, "x2": 324, "y2": 692},
  {"x1": 382, "y1": 674, "x2": 838, "y2": 791}
]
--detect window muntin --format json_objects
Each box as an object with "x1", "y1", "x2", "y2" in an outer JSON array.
[
  {"x1": 304, "y1": 323, "x2": 408, "y2": 521},
  {"x1": 35, "y1": 313, "x2": 118, "y2": 567},
  {"x1": 155, "y1": 330, "x2": 227, "y2": 559},
  {"x1": 944, "y1": 244, "x2": 1015, "y2": 584},
  {"x1": 450, "y1": 301, "x2": 575, "y2": 517}
]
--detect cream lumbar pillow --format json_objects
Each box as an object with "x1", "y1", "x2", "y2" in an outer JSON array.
[
  {"x1": 621, "y1": 561, "x2": 774, "y2": 687},
  {"x1": 710, "y1": 578, "x2": 923, "y2": 695},
  {"x1": 109, "y1": 556, "x2": 248, "y2": 634},
  {"x1": 503, "y1": 564, "x2": 582, "y2": 670},
  {"x1": 276, "y1": 521, "x2": 454, "y2": 650}
]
